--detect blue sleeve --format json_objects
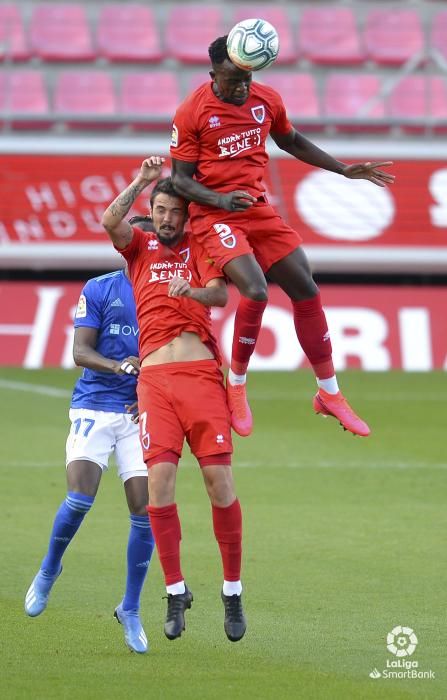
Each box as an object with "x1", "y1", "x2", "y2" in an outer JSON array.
[{"x1": 74, "y1": 279, "x2": 103, "y2": 329}]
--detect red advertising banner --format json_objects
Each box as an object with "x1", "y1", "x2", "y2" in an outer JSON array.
[
  {"x1": 0, "y1": 283, "x2": 445, "y2": 370},
  {"x1": 0, "y1": 155, "x2": 447, "y2": 270}
]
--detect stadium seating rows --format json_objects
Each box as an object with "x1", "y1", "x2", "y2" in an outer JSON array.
[
  {"x1": 1, "y1": 69, "x2": 446, "y2": 131},
  {"x1": 0, "y1": 3, "x2": 443, "y2": 66},
  {"x1": 1, "y1": 2, "x2": 446, "y2": 132}
]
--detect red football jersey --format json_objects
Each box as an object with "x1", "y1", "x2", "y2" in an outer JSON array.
[
  {"x1": 170, "y1": 81, "x2": 292, "y2": 197},
  {"x1": 116, "y1": 226, "x2": 223, "y2": 363}
]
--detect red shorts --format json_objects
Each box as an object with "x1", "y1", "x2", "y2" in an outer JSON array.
[
  {"x1": 137, "y1": 360, "x2": 233, "y2": 467},
  {"x1": 189, "y1": 200, "x2": 303, "y2": 273}
]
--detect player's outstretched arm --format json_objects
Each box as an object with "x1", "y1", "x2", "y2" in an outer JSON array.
[
  {"x1": 171, "y1": 158, "x2": 256, "y2": 212},
  {"x1": 272, "y1": 129, "x2": 395, "y2": 187},
  {"x1": 73, "y1": 326, "x2": 140, "y2": 375},
  {"x1": 102, "y1": 156, "x2": 165, "y2": 249},
  {"x1": 168, "y1": 276, "x2": 227, "y2": 307}
]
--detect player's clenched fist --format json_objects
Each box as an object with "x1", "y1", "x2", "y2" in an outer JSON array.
[
  {"x1": 217, "y1": 191, "x2": 257, "y2": 212},
  {"x1": 139, "y1": 156, "x2": 165, "y2": 183}
]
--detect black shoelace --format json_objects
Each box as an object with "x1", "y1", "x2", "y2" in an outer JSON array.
[
  {"x1": 164, "y1": 594, "x2": 187, "y2": 622},
  {"x1": 223, "y1": 595, "x2": 244, "y2": 622}
]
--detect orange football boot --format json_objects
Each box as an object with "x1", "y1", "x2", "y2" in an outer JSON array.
[
  {"x1": 313, "y1": 388, "x2": 370, "y2": 437},
  {"x1": 226, "y1": 382, "x2": 253, "y2": 437}
]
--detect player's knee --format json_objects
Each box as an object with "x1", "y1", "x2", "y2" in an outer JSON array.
[{"x1": 242, "y1": 280, "x2": 268, "y2": 302}]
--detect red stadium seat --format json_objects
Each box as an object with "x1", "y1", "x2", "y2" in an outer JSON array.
[
  {"x1": 0, "y1": 71, "x2": 50, "y2": 129},
  {"x1": 97, "y1": 5, "x2": 163, "y2": 63},
  {"x1": 324, "y1": 73, "x2": 385, "y2": 130},
  {"x1": 431, "y1": 10, "x2": 447, "y2": 65},
  {"x1": 165, "y1": 4, "x2": 224, "y2": 64},
  {"x1": 231, "y1": 7, "x2": 298, "y2": 64},
  {"x1": 298, "y1": 8, "x2": 365, "y2": 65},
  {"x1": 259, "y1": 73, "x2": 320, "y2": 126},
  {"x1": 364, "y1": 10, "x2": 424, "y2": 66},
  {"x1": 120, "y1": 72, "x2": 180, "y2": 127},
  {"x1": 29, "y1": 3, "x2": 95, "y2": 61},
  {"x1": 54, "y1": 71, "x2": 116, "y2": 126},
  {"x1": 388, "y1": 75, "x2": 447, "y2": 132},
  {"x1": 0, "y1": 4, "x2": 30, "y2": 61}
]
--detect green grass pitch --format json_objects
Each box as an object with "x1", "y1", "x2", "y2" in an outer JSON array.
[{"x1": 0, "y1": 368, "x2": 445, "y2": 700}]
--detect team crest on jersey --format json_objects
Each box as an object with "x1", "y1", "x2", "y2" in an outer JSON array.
[
  {"x1": 209, "y1": 115, "x2": 221, "y2": 128},
  {"x1": 251, "y1": 105, "x2": 265, "y2": 124},
  {"x1": 75, "y1": 294, "x2": 87, "y2": 318},
  {"x1": 170, "y1": 123, "x2": 178, "y2": 147},
  {"x1": 179, "y1": 247, "x2": 190, "y2": 263}
]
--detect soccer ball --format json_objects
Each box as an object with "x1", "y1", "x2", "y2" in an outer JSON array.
[{"x1": 226, "y1": 18, "x2": 279, "y2": 72}]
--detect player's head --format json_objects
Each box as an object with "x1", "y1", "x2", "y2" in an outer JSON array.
[
  {"x1": 208, "y1": 35, "x2": 252, "y2": 106},
  {"x1": 149, "y1": 178, "x2": 188, "y2": 247},
  {"x1": 128, "y1": 214, "x2": 156, "y2": 233}
]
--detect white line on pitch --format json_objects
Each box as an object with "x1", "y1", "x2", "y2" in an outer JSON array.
[{"x1": 0, "y1": 379, "x2": 71, "y2": 398}]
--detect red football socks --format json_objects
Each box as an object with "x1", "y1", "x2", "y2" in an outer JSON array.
[
  {"x1": 147, "y1": 503, "x2": 183, "y2": 586},
  {"x1": 231, "y1": 297, "x2": 267, "y2": 374},
  {"x1": 212, "y1": 499, "x2": 242, "y2": 582},
  {"x1": 292, "y1": 293, "x2": 335, "y2": 379}
]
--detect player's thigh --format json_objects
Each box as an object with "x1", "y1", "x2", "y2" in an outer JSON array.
[
  {"x1": 66, "y1": 459, "x2": 102, "y2": 496},
  {"x1": 66, "y1": 408, "x2": 116, "y2": 472},
  {"x1": 223, "y1": 253, "x2": 267, "y2": 299},
  {"x1": 137, "y1": 367, "x2": 185, "y2": 465},
  {"x1": 267, "y1": 247, "x2": 318, "y2": 300},
  {"x1": 175, "y1": 362, "x2": 232, "y2": 460},
  {"x1": 123, "y1": 475, "x2": 148, "y2": 515}
]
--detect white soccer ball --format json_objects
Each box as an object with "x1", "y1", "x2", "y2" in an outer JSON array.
[{"x1": 226, "y1": 18, "x2": 279, "y2": 72}]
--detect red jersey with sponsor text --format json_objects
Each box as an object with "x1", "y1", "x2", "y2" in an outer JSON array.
[
  {"x1": 116, "y1": 226, "x2": 223, "y2": 363},
  {"x1": 170, "y1": 81, "x2": 292, "y2": 198}
]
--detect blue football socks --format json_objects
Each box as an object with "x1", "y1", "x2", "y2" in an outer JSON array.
[
  {"x1": 41, "y1": 491, "x2": 94, "y2": 576},
  {"x1": 122, "y1": 515, "x2": 154, "y2": 612}
]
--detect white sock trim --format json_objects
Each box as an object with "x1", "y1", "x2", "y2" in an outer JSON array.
[
  {"x1": 223, "y1": 580, "x2": 242, "y2": 596},
  {"x1": 228, "y1": 370, "x2": 246, "y2": 386},
  {"x1": 317, "y1": 376, "x2": 339, "y2": 395},
  {"x1": 166, "y1": 581, "x2": 185, "y2": 595}
]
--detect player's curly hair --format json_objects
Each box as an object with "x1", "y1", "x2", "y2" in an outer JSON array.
[
  {"x1": 150, "y1": 177, "x2": 189, "y2": 212},
  {"x1": 208, "y1": 35, "x2": 229, "y2": 66}
]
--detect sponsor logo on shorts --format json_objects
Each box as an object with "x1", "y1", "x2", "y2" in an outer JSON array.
[
  {"x1": 323, "y1": 331, "x2": 331, "y2": 342},
  {"x1": 213, "y1": 223, "x2": 236, "y2": 249},
  {"x1": 216, "y1": 434, "x2": 224, "y2": 444}
]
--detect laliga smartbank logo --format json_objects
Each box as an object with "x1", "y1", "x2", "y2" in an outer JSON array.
[{"x1": 369, "y1": 626, "x2": 435, "y2": 680}]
